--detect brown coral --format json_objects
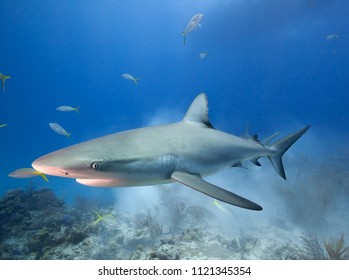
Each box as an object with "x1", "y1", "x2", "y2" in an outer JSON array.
[{"x1": 324, "y1": 234, "x2": 349, "y2": 260}]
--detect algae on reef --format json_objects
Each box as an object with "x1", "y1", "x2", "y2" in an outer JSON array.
[{"x1": 0, "y1": 187, "x2": 93, "y2": 259}]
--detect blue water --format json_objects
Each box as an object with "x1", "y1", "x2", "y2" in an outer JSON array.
[{"x1": 0, "y1": 0, "x2": 348, "y2": 259}]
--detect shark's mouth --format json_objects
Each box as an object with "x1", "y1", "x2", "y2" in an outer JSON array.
[{"x1": 76, "y1": 178, "x2": 122, "y2": 187}]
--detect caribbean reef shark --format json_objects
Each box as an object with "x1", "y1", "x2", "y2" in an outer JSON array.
[{"x1": 32, "y1": 93, "x2": 309, "y2": 211}]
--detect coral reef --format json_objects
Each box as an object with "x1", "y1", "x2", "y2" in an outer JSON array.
[
  {"x1": 301, "y1": 234, "x2": 327, "y2": 260},
  {"x1": 324, "y1": 234, "x2": 349, "y2": 260},
  {"x1": 300, "y1": 233, "x2": 349, "y2": 260},
  {"x1": 0, "y1": 186, "x2": 348, "y2": 260},
  {"x1": 0, "y1": 186, "x2": 94, "y2": 259}
]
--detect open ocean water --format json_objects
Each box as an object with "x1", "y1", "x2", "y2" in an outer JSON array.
[{"x1": 0, "y1": 0, "x2": 348, "y2": 260}]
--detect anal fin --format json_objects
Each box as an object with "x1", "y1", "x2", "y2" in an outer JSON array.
[{"x1": 171, "y1": 171, "x2": 262, "y2": 211}]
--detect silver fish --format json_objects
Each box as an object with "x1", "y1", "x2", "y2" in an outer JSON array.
[
  {"x1": 122, "y1": 73, "x2": 140, "y2": 85},
  {"x1": 49, "y1": 123, "x2": 71, "y2": 138},
  {"x1": 199, "y1": 52, "x2": 208, "y2": 59},
  {"x1": 182, "y1": 14, "x2": 203, "y2": 45},
  {"x1": 326, "y1": 34, "x2": 339, "y2": 40},
  {"x1": 56, "y1": 106, "x2": 80, "y2": 113}
]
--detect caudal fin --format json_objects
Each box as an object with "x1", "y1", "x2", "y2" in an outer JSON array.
[
  {"x1": 181, "y1": 32, "x2": 186, "y2": 45},
  {"x1": 268, "y1": 125, "x2": 310, "y2": 179},
  {"x1": 0, "y1": 74, "x2": 11, "y2": 92},
  {"x1": 38, "y1": 172, "x2": 49, "y2": 182}
]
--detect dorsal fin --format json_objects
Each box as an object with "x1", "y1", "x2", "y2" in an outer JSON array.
[{"x1": 183, "y1": 93, "x2": 214, "y2": 128}]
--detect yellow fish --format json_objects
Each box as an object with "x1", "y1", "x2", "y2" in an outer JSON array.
[
  {"x1": 212, "y1": 199, "x2": 228, "y2": 213},
  {"x1": 0, "y1": 73, "x2": 11, "y2": 92},
  {"x1": 8, "y1": 168, "x2": 49, "y2": 182},
  {"x1": 212, "y1": 199, "x2": 237, "y2": 217},
  {"x1": 93, "y1": 211, "x2": 117, "y2": 226}
]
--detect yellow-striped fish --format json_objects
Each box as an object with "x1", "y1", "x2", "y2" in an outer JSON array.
[
  {"x1": 8, "y1": 168, "x2": 49, "y2": 182},
  {"x1": 0, "y1": 73, "x2": 11, "y2": 92},
  {"x1": 93, "y1": 210, "x2": 118, "y2": 227}
]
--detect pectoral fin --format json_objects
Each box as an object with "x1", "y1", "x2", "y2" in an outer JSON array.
[{"x1": 171, "y1": 171, "x2": 263, "y2": 211}]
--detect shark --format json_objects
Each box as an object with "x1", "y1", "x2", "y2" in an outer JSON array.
[{"x1": 32, "y1": 93, "x2": 309, "y2": 211}]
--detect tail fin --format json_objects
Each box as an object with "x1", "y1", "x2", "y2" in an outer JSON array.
[
  {"x1": 38, "y1": 172, "x2": 49, "y2": 182},
  {"x1": 181, "y1": 32, "x2": 186, "y2": 45},
  {"x1": 93, "y1": 211, "x2": 103, "y2": 225},
  {"x1": 268, "y1": 125, "x2": 310, "y2": 179},
  {"x1": 0, "y1": 74, "x2": 11, "y2": 92}
]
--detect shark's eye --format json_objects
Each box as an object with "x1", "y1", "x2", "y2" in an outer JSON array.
[{"x1": 90, "y1": 161, "x2": 101, "y2": 171}]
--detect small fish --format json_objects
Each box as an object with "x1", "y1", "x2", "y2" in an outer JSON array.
[
  {"x1": 8, "y1": 168, "x2": 49, "y2": 182},
  {"x1": 212, "y1": 199, "x2": 228, "y2": 213},
  {"x1": 212, "y1": 199, "x2": 237, "y2": 217},
  {"x1": 182, "y1": 14, "x2": 203, "y2": 45},
  {"x1": 199, "y1": 52, "x2": 208, "y2": 60},
  {"x1": 93, "y1": 211, "x2": 118, "y2": 227},
  {"x1": 326, "y1": 34, "x2": 339, "y2": 40},
  {"x1": 122, "y1": 73, "x2": 140, "y2": 85},
  {"x1": 0, "y1": 73, "x2": 11, "y2": 92},
  {"x1": 49, "y1": 122, "x2": 71, "y2": 138},
  {"x1": 56, "y1": 106, "x2": 80, "y2": 113},
  {"x1": 0, "y1": 124, "x2": 8, "y2": 128}
]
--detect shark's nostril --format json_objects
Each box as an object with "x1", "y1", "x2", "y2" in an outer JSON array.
[{"x1": 60, "y1": 170, "x2": 70, "y2": 176}]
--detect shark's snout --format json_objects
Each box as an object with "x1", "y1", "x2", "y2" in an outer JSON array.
[{"x1": 32, "y1": 156, "x2": 72, "y2": 177}]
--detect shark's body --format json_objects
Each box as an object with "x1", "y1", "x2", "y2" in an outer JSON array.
[{"x1": 32, "y1": 94, "x2": 309, "y2": 210}]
